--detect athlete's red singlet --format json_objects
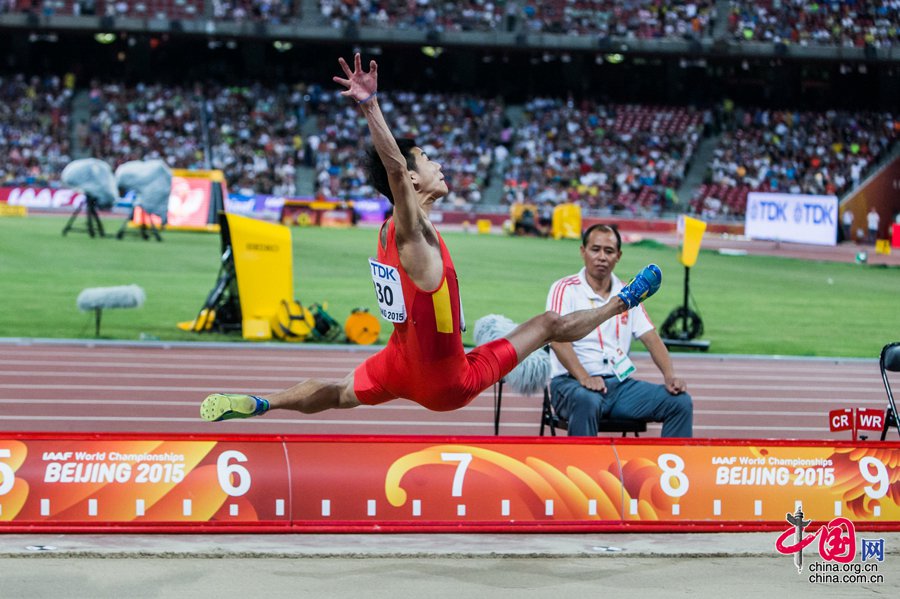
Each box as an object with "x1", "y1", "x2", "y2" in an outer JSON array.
[{"x1": 354, "y1": 219, "x2": 518, "y2": 411}]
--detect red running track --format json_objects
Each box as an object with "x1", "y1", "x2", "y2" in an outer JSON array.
[{"x1": 0, "y1": 340, "x2": 894, "y2": 440}]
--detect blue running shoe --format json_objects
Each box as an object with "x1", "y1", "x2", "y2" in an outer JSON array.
[
  {"x1": 617, "y1": 264, "x2": 662, "y2": 309},
  {"x1": 201, "y1": 393, "x2": 269, "y2": 422}
]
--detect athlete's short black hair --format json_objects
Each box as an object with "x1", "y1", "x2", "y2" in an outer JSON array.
[
  {"x1": 581, "y1": 223, "x2": 621, "y2": 251},
  {"x1": 364, "y1": 138, "x2": 419, "y2": 205}
]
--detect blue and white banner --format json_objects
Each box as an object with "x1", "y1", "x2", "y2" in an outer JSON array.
[
  {"x1": 745, "y1": 193, "x2": 838, "y2": 246},
  {"x1": 225, "y1": 193, "x2": 287, "y2": 221}
]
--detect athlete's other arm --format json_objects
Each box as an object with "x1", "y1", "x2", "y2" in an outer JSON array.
[{"x1": 333, "y1": 53, "x2": 441, "y2": 289}]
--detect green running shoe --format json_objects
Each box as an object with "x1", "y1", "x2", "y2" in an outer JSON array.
[{"x1": 200, "y1": 393, "x2": 269, "y2": 422}]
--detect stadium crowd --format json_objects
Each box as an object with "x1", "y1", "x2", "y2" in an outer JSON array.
[
  {"x1": 0, "y1": 73, "x2": 73, "y2": 186},
  {"x1": 2, "y1": 0, "x2": 296, "y2": 20},
  {"x1": 503, "y1": 98, "x2": 705, "y2": 215},
  {"x1": 319, "y1": 0, "x2": 716, "y2": 39},
  {"x1": 3, "y1": 72, "x2": 897, "y2": 220},
  {"x1": 690, "y1": 107, "x2": 898, "y2": 218},
  {"x1": 82, "y1": 80, "x2": 207, "y2": 172},
  {"x1": 5, "y1": 0, "x2": 898, "y2": 49},
  {"x1": 728, "y1": 0, "x2": 900, "y2": 48},
  {"x1": 80, "y1": 79, "x2": 310, "y2": 196},
  {"x1": 308, "y1": 89, "x2": 509, "y2": 206},
  {"x1": 204, "y1": 82, "x2": 306, "y2": 196},
  {"x1": 211, "y1": 0, "x2": 298, "y2": 22}
]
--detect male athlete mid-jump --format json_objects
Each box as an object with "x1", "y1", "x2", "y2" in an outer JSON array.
[{"x1": 200, "y1": 53, "x2": 661, "y2": 422}]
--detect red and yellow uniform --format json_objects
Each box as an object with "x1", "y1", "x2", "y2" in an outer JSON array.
[{"x1": 354, "y1": 219, "x2": 518, "y2": 411}]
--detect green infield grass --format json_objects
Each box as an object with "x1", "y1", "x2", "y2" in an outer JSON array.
[{"x1": 1, "y1": 214, "x2": 897, "y2": 358}]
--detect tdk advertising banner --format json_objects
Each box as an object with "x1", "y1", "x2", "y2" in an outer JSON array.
[{"x1": 745, "y1": 193, "x2": 838, "y2": 246}]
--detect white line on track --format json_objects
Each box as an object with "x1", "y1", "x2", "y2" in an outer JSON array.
[
  {"x1": 0, "y1": 415, "x2": 834, "y2": 432},
  {"x1": 0, "y1": 398, "x2": 537, "y2": 413},
  {"x1": 0, "y1": 364, "x2": 880, "y2": 385}
]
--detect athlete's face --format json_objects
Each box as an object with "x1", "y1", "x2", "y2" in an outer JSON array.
[
  {"x1": 581, "y1": 229, "x2": 621, "y2": 282},
  {"x1": 410, "y1": 147, "x2": 448, "y2": 202}
]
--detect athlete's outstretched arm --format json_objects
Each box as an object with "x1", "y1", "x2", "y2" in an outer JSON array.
[{"x1": 333, "y1": 54, "x2": 419, "y2": 241}]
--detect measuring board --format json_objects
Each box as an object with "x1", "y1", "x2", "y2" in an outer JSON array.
[{"x1": 1, "y1": 433, "x2": 897, "y2": 532}]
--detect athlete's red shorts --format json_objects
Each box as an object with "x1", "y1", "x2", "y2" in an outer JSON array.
[{"x1": 353, "y1": 338, "x2": 519, "y2": 412}]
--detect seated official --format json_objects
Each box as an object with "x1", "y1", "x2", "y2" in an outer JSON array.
[{"x1": 546, "y1": 224, "x2": 693, "y2": 437}]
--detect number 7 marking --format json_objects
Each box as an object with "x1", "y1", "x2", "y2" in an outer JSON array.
[{"x1": 440, "y1": 452, "x2": 472, "y2": 497}]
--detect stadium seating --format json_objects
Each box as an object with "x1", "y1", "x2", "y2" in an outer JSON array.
[
  {"x1": 2, "y1": 68, "x2": 896, "y2": 218},
  {"x1": 318, "y1": 0, "x2": 716, "y2": 38},
  {"x1": 9, "y1": 0, "x2": 294, "y2": 20},
  {"x1": 502, "y1": 99, "x2": 705, "y2": 215},
  {"x1": 728, "y1": 0, "x2": 900, "y2": 48},
  {"x1": 309, "y1": 89, "x2": 507, "y2": 203},
  {"x1": 0, "y1": 74, "x2": 72, "y2": 186},
  {"x1": 83, "y1": 80, "x2": 207, "y2": 173},
  {"x1": 7, "y1": 0, "x2": 897, "y2": 48},
  {"x1": 689, "y1": 108, "x2": 898, "y2": 218}
]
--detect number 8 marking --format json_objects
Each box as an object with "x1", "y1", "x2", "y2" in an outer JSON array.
[
  {"x1": 0, "y1": 449, "x2": 13, "y2": 496},
  {"x1": 658, "y1": 453, "x2": 689, "y2": 498}
]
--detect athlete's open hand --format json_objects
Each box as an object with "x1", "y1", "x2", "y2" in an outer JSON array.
[{"x1": 333, "y1": 53, "x2": 378, "y2": 104}]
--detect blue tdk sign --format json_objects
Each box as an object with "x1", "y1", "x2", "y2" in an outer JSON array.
[
  {"x1": 758, "y1": 200, "x2": 788, "y2": 221},
  {"x1": 746, "y1": 192, "x2": 838, "y2": 246},
  {"x1": 797, "y1": 203, "x2": 835, "y2": 225}
]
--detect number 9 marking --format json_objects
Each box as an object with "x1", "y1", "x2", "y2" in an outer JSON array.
[
  {"x1": 217, "y1": 450, "x2": 251, "y2": 497},
  {"x1": 859, "y1": 456, "x2": 889, "y2": 500}
]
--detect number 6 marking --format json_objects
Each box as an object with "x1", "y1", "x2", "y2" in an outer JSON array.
[
  {"x1": 440, "y1": 452, "x2": 472, "y2": 497},
  {"x1": 0, "y1": 449, "x2": 14, "y2": 496},
  {"x1": 217, "y1": 450, "x2": 251, "y2": 497}
]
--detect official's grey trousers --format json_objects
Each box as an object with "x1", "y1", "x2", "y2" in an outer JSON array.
[{"x1": 549, "y1": 374, "x2": 693, "y2": 438}]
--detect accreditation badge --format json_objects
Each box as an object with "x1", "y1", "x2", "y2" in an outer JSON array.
[{"x1": 612, "y1": 348, "x2": 635, "y2": 381}]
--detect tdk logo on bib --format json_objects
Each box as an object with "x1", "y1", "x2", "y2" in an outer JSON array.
[{"x1": 370, "y1": 262, "x2": 399, "y2": 282}]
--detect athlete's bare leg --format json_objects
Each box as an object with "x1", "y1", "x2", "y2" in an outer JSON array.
[
  {"x1": 504, "y1": 298, "x2": 627, "y2": 362},
  {"x1": 200, "y1": 371, "x2": 360, "y2": 421},
  {"x1": 504, "y1": 263, "x2": 661, "y2": 361},
  {"x1": 267, "y1": 371, "x2": 361, "y2": 413}
]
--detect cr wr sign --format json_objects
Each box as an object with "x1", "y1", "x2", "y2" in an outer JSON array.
[{"x1": 745, "y1": 192, "x2": 837, "y2": 246}]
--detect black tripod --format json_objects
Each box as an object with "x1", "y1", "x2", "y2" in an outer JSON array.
[
  {"x1": 191, "y1": 246, "x2": 242, "y2": 333},
  {"x1": 116, "y1": 207, "x2": 163, "y2": 241},
  {"x1": 661, "y1": 265, "x2": 710, "y2": 351},
  {"x1": 62, "y1": 196, "x2": 106, "y2": 238}
]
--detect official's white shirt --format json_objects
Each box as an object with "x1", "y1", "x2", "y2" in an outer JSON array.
[{"x1": 546, "y1": 268, "x2": 655, "y2": 378}]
